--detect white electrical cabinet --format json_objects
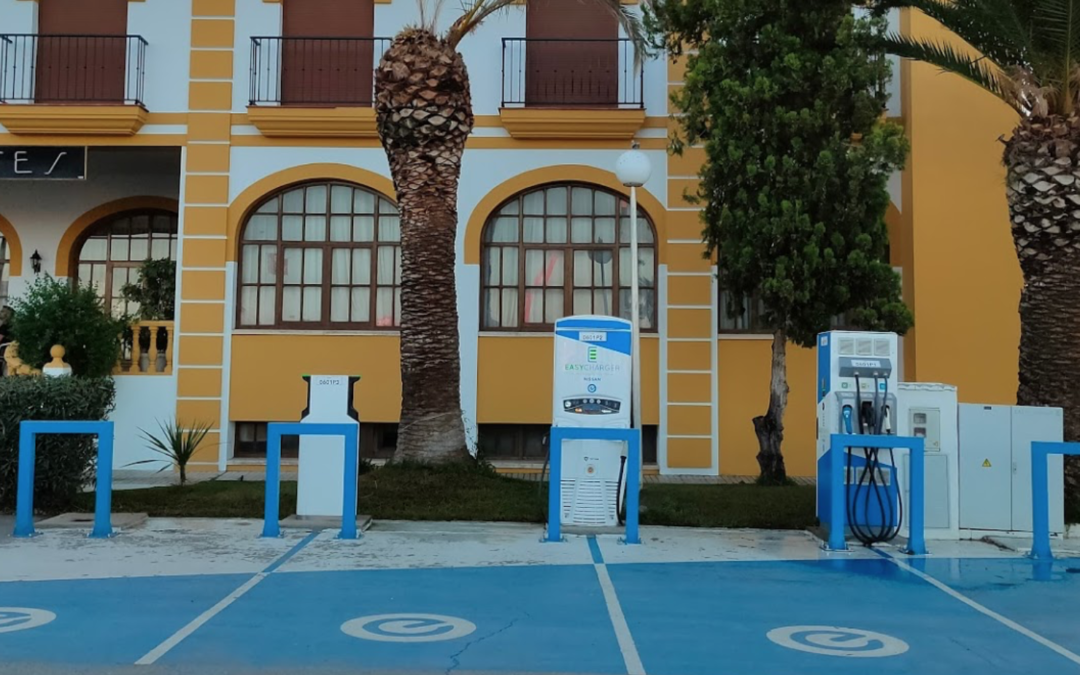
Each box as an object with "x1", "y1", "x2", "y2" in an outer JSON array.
[
  {"x1": 895, "y1": 383, "x2": 959, "y2": 540},
  {"x1": 958, "y1": 403, "x2": 1065, "y2": 535}
]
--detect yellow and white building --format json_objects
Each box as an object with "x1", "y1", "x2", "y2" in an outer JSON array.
[{"x1": 0, "y1": 1, "x2": 1021, "y2": 478}]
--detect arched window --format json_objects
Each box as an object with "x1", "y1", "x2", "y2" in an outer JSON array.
[
  {"x1": 237, "y1": 181, "x2": 401, "y2": 329},
  {"x1": 481, "y1": 183, "x2": 657, "y2": 330},
  {"x1": 75, "y1": 210, "x2": 179, "y2": 316},
  {"x1": 0, "y1": 233, "x2": 9, "y2": 307}
]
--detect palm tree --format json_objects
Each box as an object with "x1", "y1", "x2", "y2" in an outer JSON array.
[
  {"x1": 374, "y1": 0, "x2": 648, "y2": 462},
  {"x1": 865, "y1": 0, "x2": 1080, "y2": 499}
]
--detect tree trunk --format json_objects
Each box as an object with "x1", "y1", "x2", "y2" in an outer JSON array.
[
  {"x1": 753, "y1": 329, "x2": 788, "y2": 485},
  {"x1": 375, "y1": 29, "x2": 473, "y2": 463},
  {"x1": 1005, "y1": 115, "x2": 1080, "y2": 507},
  {"x1": 179, "y1": 464, "x2": 187, "y2": 487}
]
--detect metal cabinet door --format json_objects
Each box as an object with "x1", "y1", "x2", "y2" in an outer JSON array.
[
  {"x1": 958, "y1": 404, "x2": 1012, "y2": 531},
  {"x1": 1011, "y1": 406, "x2": 1065, "y2": 533}
]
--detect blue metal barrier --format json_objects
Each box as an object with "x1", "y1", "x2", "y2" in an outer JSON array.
[
  {"x1": 15, "y1": 420, "x2": 115, "y2": 539},
  {"x1": 546, "y1": 426, "x2": 641, "y2": 545},
  {"x1": 824, "y1": 433, "x2": 926, "y2": 555},
  {"x1": 1030, "y1": 441, "x2": 1080, "y2": 561},
  {"x1": 262, "y1": 422, "x2": 360, "y2": 540}
]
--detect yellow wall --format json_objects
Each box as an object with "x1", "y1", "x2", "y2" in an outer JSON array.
[
  {"x1": 905, "y1": 10, "x2": 1022, "y2": 404},
  {"x1": 229, "y1": 334, "x2": 402, "y2": 422},
  {"x1": 718, "y1": 340, "x2": 818, "y2": 477},
  {"x1": 477, "y1": 336, "x2": 660, "y2": 425}
]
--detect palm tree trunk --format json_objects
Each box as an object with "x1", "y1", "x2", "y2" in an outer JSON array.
[
  {"x1": 375, "y1": 29, "x2": 473, "y2": 463},
  {"x1": 753, "y1": 329, "x2": 788, "y2": 485},
  {"x1": 1005, "y1": 115, "x2": 1080, "y2": 506}
]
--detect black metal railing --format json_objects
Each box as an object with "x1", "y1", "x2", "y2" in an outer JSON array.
[
  {"x1": 0, "y1": 34, "x2": 147, "y2": 105},
  {"x1": 501, "y1": 38, "x2": 643, "y2": 108},
  {"x1": 250, "y1": 36, "x2": 391, "y2": 106}
]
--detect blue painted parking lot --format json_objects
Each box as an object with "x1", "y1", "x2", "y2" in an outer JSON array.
[{"x1": 1, "y1": 521, "x2": 1079, "y2": 674}]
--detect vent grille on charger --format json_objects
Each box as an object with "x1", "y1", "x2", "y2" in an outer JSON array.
[{"x1": 561, "y1": 479, "x2": 618, "y2": 526}]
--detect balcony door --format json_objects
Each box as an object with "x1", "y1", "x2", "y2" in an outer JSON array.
[
  {"x1": 282, "y1": 0, "x2": 375, "y2": 106},
  {"x1": 525, "y1": 0, "x2": 618, "y2": 107},
  {"x1": 36, "y1": 0, "x2": 129, "y2": 104}
]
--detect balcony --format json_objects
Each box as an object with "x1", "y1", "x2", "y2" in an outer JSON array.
[
  {"x1": 499, "y1": 38, "x2": 646, "y2": 140},
  {"x1": 248, "y1": 36, "x2": 391, "y2": 138},
  {"x1": 0, "y1": 34, "x2": 149, "y2": 135}
]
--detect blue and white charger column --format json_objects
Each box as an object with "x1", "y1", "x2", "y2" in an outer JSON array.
[
  {"x1": 547, "y1": 316, "x2": 639, "y2": 543},
  {"x1": 296, "y1": 375, "x2": 360, "y2": 518}
]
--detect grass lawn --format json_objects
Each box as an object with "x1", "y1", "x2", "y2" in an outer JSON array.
[{"x1": 68, "y1": 463, "x2": 818, "y2": 530}]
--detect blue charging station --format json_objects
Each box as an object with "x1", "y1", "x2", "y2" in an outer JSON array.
[{"x1": 817, "y1": 450, "x2": 899, "y2": 532}]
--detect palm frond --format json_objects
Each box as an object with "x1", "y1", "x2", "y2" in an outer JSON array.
[
  {"x1": 881, "y1": 32, "x2": 1023, "y2": 113},
  {"x1": 869, "y1": 0, "x2": 1033, "y2": 71}
]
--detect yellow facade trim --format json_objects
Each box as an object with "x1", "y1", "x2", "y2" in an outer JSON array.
[
  {"x1": 667, "y1": 275, "x2": 711, "y2": 306},
  {"x1": 190, "y1": 50, "x2": 235, "y2": 80},
  {"x1": 499, "y1": 107, "x2": 646, "y2": 140},
  {"x1": 463, "y1": 164, "x2": 667, "y2": 265},
  {"x1": 176, "y1": 399, "x2": 222, "y2": 428},
  {"x1": 227, "y1": 134, "x2": 669, "y2": 150},
  {"x1": 56, "y1": 196, "x2": 180, "y2": 277},
  {"x1": 188, "y1": 113, "x2": 232, "y2": 141},
  {"x1": 179, "y1": 303, "x2": 226, "y2": 334},
  {"x1": 186, "y1": 144, "x2": 231, "y2": 173},
  {"x1": 0, "y1": 213, "x2": 24, "y2": 277},
  {"x1": 182, "y1": 238, "x2": 227, "y2": 268},
  {"x1": 667, "y1": 437, "x2": 712, "y2": 468},
  {"x1": 184, "y1": 206, "x2": 229, "y2": 236},
  {"x1": 668, "y1": 372, "x2": 711, "y2": 402},
  {"x1": 0, "y1": 133, "x2": 186, "y2": 147},
  {"x1": 246, "y1": 106, "x2": 378, "y2": 138},
  {"x1": 667, "y1": 340, "x2": 711, "y2": 371},
  {"x1": 193, "y1": 0, "x2": 236, "y2": 16},
  {"x1": 181, "y1": 271, "x2": 227, "y2": 301},
  {"x1": 0, "y1": 105, "x2": 148, "y2": 136},
  {"x1": 668, "y1": 307, "x2": 712, "y2": 338},
  {"x1": 227, "y1": 163, "x2": 396, "y2": 261},
  {"x1": 663, "y1": 240, "x2": 712, "y2": 273},
  {"x1": 186, "y1": 174, "x2": 230, "y2": 205},
  {"x1": 192, "y1": 18, "x2": 235, "y2": 49},
  {"x1": 178, "y1": 368, "x2": 224, "y2": 398},
  {"x1": 668, "y1": 405, "x2": 712, "y2": 436},
  {"x1": 178, "y1": 336, "x2": 224, "y2": 366},
  {"x1": 190, "y1": 82, "x2": 233, "y2": 111}
]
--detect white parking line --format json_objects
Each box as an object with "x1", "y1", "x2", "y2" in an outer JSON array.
[
  {"x1": 882, "y1": 552, "x2": 1080, "y2": 667},
  {"x1": 134, "y1": 531, "x2": 320, "y2": 666}
]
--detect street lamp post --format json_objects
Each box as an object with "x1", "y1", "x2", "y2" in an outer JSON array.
[{"x1": 615, "y1": 142, "x2": 652, "y2": 445}]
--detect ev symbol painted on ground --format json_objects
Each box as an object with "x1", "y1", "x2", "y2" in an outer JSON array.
[
  {"x1": 0, "y1": 608, "x2": 56, "y2": 634},
  {"x1": 767, "y1": 625, "x2": 910, "y2": 658},
  {"x1": 341, "y1": 614, "x2": 477, "y2": 643}
]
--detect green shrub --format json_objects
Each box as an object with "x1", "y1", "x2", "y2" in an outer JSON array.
[
  {"x1": 9, "y1": 275, "x2": 126, "y2": 378},
  {"x1": 0, "y1": 376, "x2": 116, "y2": 511}
]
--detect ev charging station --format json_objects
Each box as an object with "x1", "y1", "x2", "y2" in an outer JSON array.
[
  {"x1": 551, "y1": 315, "x2": 633, "y2": 529},
  {"x1": 816, "y1": 331, "x2": 907, "y2": 546},
  {"x1": 296, "y1": 375, "x2": 360, "y2": 517}
]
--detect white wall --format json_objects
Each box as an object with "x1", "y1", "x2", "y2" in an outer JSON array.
[
  {"x1": 130, "y1": 0, "x2": 193, "y2": 113},
  {"x1": 0, "y1": 148, "x2": 181, "y2": 300},
  {"x1": 110, "y1": 376, "x2": 179, "y2": 470}
]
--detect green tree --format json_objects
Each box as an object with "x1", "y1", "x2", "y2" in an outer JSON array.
[
  {"x1": 646, "y1": 0, "x2": 912, "y2": 483},
  {"x1": 861, "y1": 0, "x2": 1080, "y2": 518},
  {"x1": 375, "y1": 0, "x2": 647, "y2": 462},
  {"x1": 9, "y1": 275, "x2": 125, "y2": 378}
]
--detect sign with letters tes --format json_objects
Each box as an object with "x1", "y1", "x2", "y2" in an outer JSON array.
[{"x1": 0, "y1": 147, "x2": 86, "y2": 180}]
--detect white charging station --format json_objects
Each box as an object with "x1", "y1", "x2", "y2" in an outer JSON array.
[
  {"x1": 296, "y1": 375, "x2": 360, "y2": 517},
  {"x1": 895, "y1": 382, "x2": 960, "y2": 540},
  {"x1": 553, "y1": 316, "x2": 632, "y2": 528}
]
